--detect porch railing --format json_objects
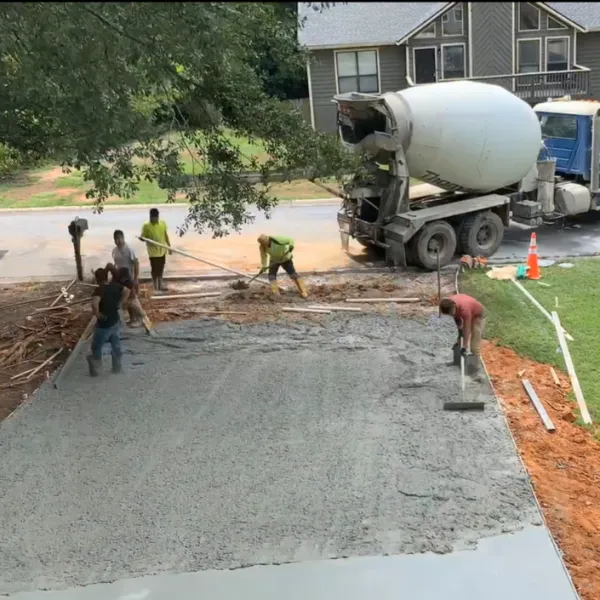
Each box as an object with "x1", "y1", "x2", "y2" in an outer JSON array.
[{"x1": 407, "y1": 68, "x2": 591, "y2": 103}]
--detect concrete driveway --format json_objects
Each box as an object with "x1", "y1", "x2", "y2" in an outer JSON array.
[{"x1": 0, "y1": 312, "x2": 579, "y2": 599}]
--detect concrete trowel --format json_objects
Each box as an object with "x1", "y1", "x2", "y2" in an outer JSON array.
[{"x1": 443, "y1": 337, "x2": 485, "y2": 411}]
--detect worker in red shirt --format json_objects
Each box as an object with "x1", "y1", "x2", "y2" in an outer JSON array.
[{"x1": 439, "y1": 293, "x2": 486, "y2": 376}]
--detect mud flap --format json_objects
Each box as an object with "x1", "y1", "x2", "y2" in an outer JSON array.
[
  {"x1": 340, "y1": 231, "x2": 350, "y2": 252},
  {"x1": 385, "y1": 242, "x2": 406, "y2": 269}
]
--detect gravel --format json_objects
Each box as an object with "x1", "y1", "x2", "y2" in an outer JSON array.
[{"x1": 0, "y1": 313, "x2": 541, "y2": 594}]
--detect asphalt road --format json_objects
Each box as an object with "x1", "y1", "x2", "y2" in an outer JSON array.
[{"x1": 1, "y1": 200, "x2": 599, "y2": 283}]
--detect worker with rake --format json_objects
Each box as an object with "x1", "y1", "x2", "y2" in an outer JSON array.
[
  {"x1": 257, "y1": 234, "x2": 308, "y2": 298},
  {"x1": 87, "y1": 267, "x2": 131, "y2": 377},
  {"x1": 439, "y1": 293, "x2": 486, "y2": 379}
]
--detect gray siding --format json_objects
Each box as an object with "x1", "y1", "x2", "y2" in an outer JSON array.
[
  {"x1": 309, "y1": 46, "x2": 406, "y2": 132},
  {"x1": 576, "y1": 31, "x2": 600, "y2": 99},
  {"x1": 471, "y1": 3, "x2": 512, "y2": 76},
  {"x1": 379, "y1": 46, "x2": 407, "y2": 93},
  {"x1": 309, "y1": 50, "x2": 337, "y2": 133},
  {"x1": 514, "y1": 4, "x2": 575, "y2": 73},
  {"x1": 406, "y1": 4, "x2": 469, "y2": 82}
]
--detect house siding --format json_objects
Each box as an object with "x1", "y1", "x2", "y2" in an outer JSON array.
[
  {"x1": 576, "y1": 31, "x2": 600, "y2": 99},
  {"x1": 406, "y1": 4, "x2": 469, "y2": 82},
  {"x1": 309, "y1": 46, "x2": 406, "y2": 133},
  {"x1": 309, "y1": 50, "x2": 337, "y2": 133},
  {"x1": 514, "y1": 3, "x2": 575, "y2": 73},
  {"x1": 470, "y1": 3, "x2": 512, "y2": 77}
]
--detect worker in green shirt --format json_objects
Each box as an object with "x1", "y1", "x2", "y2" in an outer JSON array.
[{"x1": 257, "y1": 234, "x2": 308, "y2": 298}]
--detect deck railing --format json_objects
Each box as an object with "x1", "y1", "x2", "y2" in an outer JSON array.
[{"x1": 407, "y1": 68, "x2": 591, "y2": 103}]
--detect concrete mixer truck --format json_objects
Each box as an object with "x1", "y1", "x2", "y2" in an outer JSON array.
[{"x1": 334, "y1": 80, "x2": 600, "y2": 270}]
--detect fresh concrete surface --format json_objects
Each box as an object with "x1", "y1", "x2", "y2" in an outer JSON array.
[
  {"x1": 7, "y1": 526, "x2": 578, "y2": 600},
  {"x1": 1, "y1": 202, "x2": 600, "y2": 283},
  {"x1": 0, "y1": 314, "x2": 547, "y2": 594}
]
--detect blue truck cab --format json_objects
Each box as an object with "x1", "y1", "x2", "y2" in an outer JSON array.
[{"x1": 533, "y1": 99, "x2": 600, "y2": 195}]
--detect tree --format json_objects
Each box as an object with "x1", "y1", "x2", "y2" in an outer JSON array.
[{"x1": 0, "y1": 2, "x2": 355, "y2": 236}]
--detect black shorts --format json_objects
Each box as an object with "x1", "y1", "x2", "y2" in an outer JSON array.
[
  {"x1": 149, "y1": 256, "x2": 166, "y2": 278},
  {"x1": 268, "y1": 259, "x2": 297, "y2": 280}
]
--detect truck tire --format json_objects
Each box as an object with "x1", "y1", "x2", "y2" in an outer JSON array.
[
  {"x1": 412, "y1": 220, "x2": 457, "y2": 271},
  {"x1": 459, "y1": 211, "x2": 504, "y2": 258}
]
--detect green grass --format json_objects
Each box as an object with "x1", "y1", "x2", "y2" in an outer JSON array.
[{"x1": 462, "y1": 259, "x2": 600, "y2": 424}]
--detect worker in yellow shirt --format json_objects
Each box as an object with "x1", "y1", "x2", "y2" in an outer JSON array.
[
  {"x1": 140, "y1": 208, "x2": 172, "y2": 292},
  {"x1": 257, "y1": 234, "x2": 308, "y2": 298}
]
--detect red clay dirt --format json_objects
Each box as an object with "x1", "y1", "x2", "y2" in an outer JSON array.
[{"x1": 482, "y1": 340, "x2": 600, "y2": 600}]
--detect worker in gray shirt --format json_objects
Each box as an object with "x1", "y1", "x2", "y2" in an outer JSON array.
[{"x1": 106, "y1": 230, "x2": 143, "y2": 327}]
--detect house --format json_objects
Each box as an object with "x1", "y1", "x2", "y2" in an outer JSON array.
[{"x1": 299, "y1": 2, "x2": 600, "y2": 132}]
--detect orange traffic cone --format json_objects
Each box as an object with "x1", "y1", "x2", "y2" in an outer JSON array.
[{"x1": 526, "y1": 232, "x2": 541, "y2": 280}]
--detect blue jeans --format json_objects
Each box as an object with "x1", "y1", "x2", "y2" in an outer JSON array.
[{"x1": 91, "y1": 323, "x2": 122, "y2": 360}]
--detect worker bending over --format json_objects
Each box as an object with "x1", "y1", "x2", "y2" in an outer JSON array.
[
  {"x1": 257, "y1": 234, "x2": 308, "y2": 298},
  {"x1": 87, "y1": 267, "x2": 130, "y2": 377},
  {"x1": 439, "y1": 293, "x2": 486, "y2": 376}
]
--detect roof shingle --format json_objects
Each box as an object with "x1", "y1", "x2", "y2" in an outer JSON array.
[
  {"x1": 297, "y1": 2, "x2": 450, "y2": 49},
  {"x1": 297, "y1": 2, "x2": 600, "y2": 50}
]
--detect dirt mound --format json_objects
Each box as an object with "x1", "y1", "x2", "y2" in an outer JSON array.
[{"x1": 483, "y1": 341, "x2": 600, "y2": 600}]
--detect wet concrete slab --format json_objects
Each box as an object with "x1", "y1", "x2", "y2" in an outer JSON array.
[{"x1": 8, "y1": 526, "x2": 578, "y2": 600}]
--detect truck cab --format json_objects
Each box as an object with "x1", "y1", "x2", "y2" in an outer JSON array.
[{"x1": 533, "y1": 100, "x2": 600, "y2": 196}]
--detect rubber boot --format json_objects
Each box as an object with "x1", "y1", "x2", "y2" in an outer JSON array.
[
  {"x1": 152, "y1": 277, "x2": 159, "y2": 292},
  {"x1": 468, "y1": 354, "x2": 484, "y2": 383},
  {"x1": 158, "y1": 277, "x2": 169, "y2": 292},
  {"x1": 112, "y1": 354, "x2": 123, "y2": 374},
  {"x1": 86, "y1": 355, "x2": 101, "y2": 377},
  {"x1": 270, "y1": 281, "x2": 280, "y2": 296},
  {"x1": 295, "y1": 278, "x2": 308, "y2": 299}
]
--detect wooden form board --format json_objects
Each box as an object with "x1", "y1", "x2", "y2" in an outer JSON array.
[
  {"x1": 551, "y1": 311, "x2": 592, "y2": 425},
  {"x1": 512, "y1": 280, "x2": 573, "y2": 341},
  {"x1": 345, "y1": 297, "x2": 420, "y2": 304},
  {"x1": 150, "y1": 292, "x2": 221, "y2": 300},
  {"x1": 521, "y1": 379, "x2": 556, "y2": 432}
]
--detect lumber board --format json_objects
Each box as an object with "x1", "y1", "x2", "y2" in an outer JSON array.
[
  {"x1": 552, "y1": 311, "x2": 592, "y2": 425},
  {"x1": 50, "y1": 279, "x2": 76, "y2": 308},
  {"x1": 52, "y1": 316, "x2": 96, "y2": 389},
  {"x1": 281, "y1": 307, "x2": 331, "y2": 314},
  {"x1": 443, "y1": 401, "x2": 485, "y2": 411},
  {"x1": 150, "y1": 292, "x2": 221, "y2": 300},
  {"x1": 521, "y1": 379, "x2": 556, "y2": 432},
  {"x1": 345, "y1": 297, "x2": 421, "y2": 304},
  {"x1": 512, "y1": 280, "x2": 574, "y2": 341},
  {"x1": 550, "y1": 367, "x2": 560, "y2": 386},
  {"x1": 307, "y1": 305, "x2": 362, "y2": 312},
  {"x1": 138, "y1": 236, "x2": 271, "y2": 286},
  {"x1": 34, "y1": 297, "x2": 90, "y2": 313},
  {"x1": 0, "y1": 293, "x2": 59, "y2": 311},
  {"x1": 25, "y1": 348, "x2": 63, "y2": 381}
]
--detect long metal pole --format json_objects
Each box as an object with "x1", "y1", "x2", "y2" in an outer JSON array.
[{"x1": 138, "y1": 237, "x2": 271, "y2": 286}]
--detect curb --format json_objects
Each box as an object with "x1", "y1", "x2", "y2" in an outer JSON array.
[{"x1": 0, "y1": 197, "x2": 341, "y2": 214}]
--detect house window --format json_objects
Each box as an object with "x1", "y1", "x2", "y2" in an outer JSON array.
[
  {"x1": 416, "y1": 22, "x2": 435, "y2": 39},
  {"x1": 336, "y1": 50, "x2": 379, "y2": 94},
  {"x1": 540, "y1": 114, "x2": 577, "y2": 140},
  {"x1": 546, "y1": 37, "x2": 569, "y2": 72},
  {"x1": 442, "y1": 3, "x2": 464, "y2": 37},
  {"x1": 548, "y1": 15, "x2": 567, "y2": 30},
  {"x1": 518, "y1": 3, "x2": 540, "y2": 32},
  {"x1": 442, "y1": 44, "x2": 466, "y2": 80},
  {"x1": 517, "y1": 39, "x2": 541, "y2": 73}
]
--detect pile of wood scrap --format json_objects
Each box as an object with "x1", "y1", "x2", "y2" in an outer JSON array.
[{"x1": 0, "y1": 280, "x2": 92, "y2": 391}]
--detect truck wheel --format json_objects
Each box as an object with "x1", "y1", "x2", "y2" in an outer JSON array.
[
  {"x1": 459, "y1": 211, "x2": 504, "y2": 257},
  {"x1": 412, "y1": 220, "x2": 457, "y2": 271}
]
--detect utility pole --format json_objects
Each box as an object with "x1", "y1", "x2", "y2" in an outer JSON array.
[{"x1": 68, "y1": 217, "x2": 89, "y2": 281}]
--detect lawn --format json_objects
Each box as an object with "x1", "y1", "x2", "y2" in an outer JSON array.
[
  {"x1": 0, "y1": 130, "x2": 424, "y2": 209},
  {"x1": 0, "y1": 131, "x2": 335, "y2": 209},
  {"x1": 461, "y1": 259, "x2": 600, "y2": 424}
]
